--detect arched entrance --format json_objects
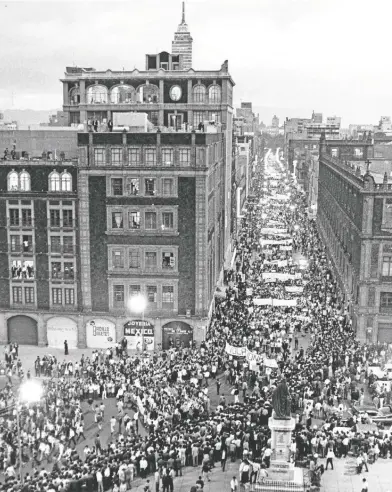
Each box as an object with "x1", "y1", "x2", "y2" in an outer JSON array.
[
  {"x1": 47, "y1": 317, "x2": 78, "y2": 349},
  {"x1": 8, "y1": 315, "x2": 38, "y2": 345},
  {"x1": 162, "y1": 321, "x2": 193, "y2": 350}
]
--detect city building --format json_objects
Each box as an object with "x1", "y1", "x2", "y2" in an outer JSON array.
[
  {"x1": 234, "y1": 102, "x2": 259, "y2": 136},
  {"x1": 0, "y1": 158, "x2": 80, "y2": 346},
  {"x1": 316, "y1": 133, "x2": 392, "y2": 343},
  {"x1": 0, "y1": 3, "x2": 236, "y2": 349},
  {"x1": 326, "y1": 116, "x2": 341, "y2": 127},
  {"x1": 378, "y1": 116, "x2": 392, "y2": 135},
  {"x1": 311, "y1": 111, "x2": 323, "y2": 124},
  {"x1": 271, "y1": 115, "x2": 279, "y2": 128}
]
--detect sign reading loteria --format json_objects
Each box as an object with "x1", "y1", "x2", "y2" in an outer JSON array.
[{"x1": 86, "y1": 319, "x2": 116, "y2": 348}]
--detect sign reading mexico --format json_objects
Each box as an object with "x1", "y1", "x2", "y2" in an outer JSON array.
[
  {"x1": 124, "y1": 320, "x2": 155, "y2": 351},
  {"x1": 86, "y1": 319, "x2": 116, "y2": 348}
]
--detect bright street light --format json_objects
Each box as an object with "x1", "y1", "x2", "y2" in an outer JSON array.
[
  {"x1": 19, "y1": 379, "x2": 44, "y2": 403},
  {"x1": 127, "y1": 294, "x2": 147, "y2": 314}
]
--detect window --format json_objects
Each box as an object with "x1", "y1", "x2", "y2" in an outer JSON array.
[
  {"x1": 128, "y1": 148, "x2": 140, "y2": 166},
  {"x1": 61, "y1": 172, "x2": 72, "y2": 192},
  {"x1": 382, "y1": 256, "x2": 392, "y2": 276},
  {"x1": 162, "y1": 212, "x2": 174, "y2": 230},
  {"x1": 145, "y1": 252, "x2": 157, "y2": 269},
  {"x1": 49, "y1": 172, "x2": 61, "y2": 192},
  {"x1": 162, "y1": 286, "x2": 174, "y2": 307},
  {"x1": 209, "y1": 85, "x2": 221, "y2": 103},
  {"x1": 162, "y1": 178, "x2": 174, "y2": 196},
  {"x1": 129, "y1": 285, "x2": 141, "y2": 297},
  {"x1": 50, "y1": 210, "x2": 61, "y2": 227},
  {"x1": 112, "y1": 212, "x2": 123, "y2": 229},
  {"x1": 64, "y1": 288, "x2": 75, "y2": 305},
  {"x1": 193, "y1": 111, "x2": 204, "y2": 127},
  {"x1": 12, "y1": 287, "x2": 22, "y2": 304},
  {"x1": 112, "y1": 178, "x2": 123, "y2": 196},
  {"x1": 25, "y1": 287, "x2": 35, "y2": 304},
  {"x1": 8, "y1": 171, "x2": 19, "y2": 191},
  {"x1": 331, "y1": 148, "x2": 338, "y2": 158},
  {"x1": 145, "y1": 178, "x2": 156, "y2": 196},
  {"x1": 147, "y1": 285, "x2": 157, "y2": 304},
  {"x1": 145, "y1": 211, "x2": 157, "y2": 230},
  {"x1": 63, "y1": 236, "x2": 74, "y2": 254},
  {"x1": 162, "y1": 148, "x2": 174, "y2": 167},
  {"x1": 207, "y1": 111, "x2": 221, "y2": 123},
  {"x1": 145, "y1": 149, "x2": 156, "y2": 165},
  {"x1": 22, "y1": 235, "x2": 33, "y2": 252},
  {"x1": 127, "y1": 178, "x2": 139, "y2": 196},
  {"x1": 50, "y1": 236, "x2": 61, "y2": 253},
  {"x1": 113, "y1": 285, "x2": 125, "y2": 307},
  {"x1": 354, "y1": 148, "x2": 363, "y2": 158},
  {"x1": 129, "y1": 211, "x2": 140, "y2": 229},
  {"x1": 87, "y1": 85, "x2": 108, "y2": 104},
  {"x1": 129, "y1": 250, "x2": 140, "y2": 269},
  {"x1": 111, "y1": 148, "x2": 123, "y2": 165},
  {"x1": 9, "y1": 209, "x2": 19, "y2": 226},
  {"x1": 162, "y1": 251, "x2": 175, "y2": 269},
  {"x1": 52, "y1": 288, "x2": 62, "y2": 305},
  {"x1": 179, "y1": 149, "x2": 190, "y2": 165},
  {"x1": 94, "y1": 148, "x2": 105, "y2": 165},
  {"x1": 63, "y1": 210, "x2": 73, "y2": 228},
  {"x1": 10, "y1": 236, "x2": 21, "y2": 252},
  {"x1": 380, "y1": 291, "x2": 392, "y2": 309},
  {"x1": 112, "y1": 250, "x2": 124, "y2": 269},
  {"x1": 21, "y1": 209, "x2": 32, "y2": 227},
  {"x1": 193, "y1": 85, "x2": 206, "y2": 103},
  {"x1": 110, "y1": 85, "x2": 136, "y2": 104},
  {"x1": 64, "y1": 262, "x2": 74, "y2": 279},
  {"x1": 20, "y1": 171, "x2": 31, "y2": 191},
  {"x1": 51, "y1": 262, "x2": 62, "y2": 279}
]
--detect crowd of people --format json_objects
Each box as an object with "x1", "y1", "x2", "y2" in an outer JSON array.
[{"x1": 0, "y1": 150, "x2": 391, "y2": 492}]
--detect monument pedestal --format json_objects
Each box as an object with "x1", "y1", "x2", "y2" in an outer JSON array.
[{"x1": 254, "y1": 415, "x2": 305, "y2": 492}]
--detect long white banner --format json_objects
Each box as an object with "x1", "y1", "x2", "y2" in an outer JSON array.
[
  {"x1": 262, "y1": 272, "x2": 302, "y2": 281},
  {"x1": 260, "y1": 239, "x2": 293, "y2": 246},
  {"x1": 225, "y1": 343, "x2": 280, "y2": 367},
  {"x1": 253, "y1": 298, "x2": 297, "y2": 307}
]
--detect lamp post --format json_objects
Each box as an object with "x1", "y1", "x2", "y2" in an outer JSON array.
[
  {"x1": 128, "y1": 294, "x2": 148, "y2": 351},
  {"x1": 17, "y1": 380, "x2": 43, "y2": 484}
]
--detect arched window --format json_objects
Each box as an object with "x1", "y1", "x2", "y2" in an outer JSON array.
[
  {"x1": 86, "y1": 84, "x2": 108, "y2": 104},
  {"x1": 61, "y1": 171, "x2": 72, "y2": 192},
  {"x1": 193, "y1": 85, "x2": 206, "y2": 103},
  {"x1": 136, "y1": 84, "x2": 159, "y2": 103},
  {"x1": 49, "y1": 171, "x2": 60, "y2": 192},
  {"x1": 8, "y1": 171, "x2": 19, "y2": 191},
  {"x1": 20, "y1": 170, "x2": 31, "y2": 191},
  {"x1": 69, "y1": 86, "x2": 80, "y2": 105},
  {"x1": 110, "y1": 85, "x2": 136, "y2": 104},
  {"x1": 208, "y1": 85, "x2": 221, "y2": 104}
]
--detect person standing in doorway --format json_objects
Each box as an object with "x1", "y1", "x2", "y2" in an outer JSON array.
[{"x1": 64, "y1": 340, "x2": 69, "y2": 356}]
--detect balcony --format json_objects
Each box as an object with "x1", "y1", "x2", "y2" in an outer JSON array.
[
  {"x1": 51, "y1": 272, "x2": 75, "y2": 282},
  {"x1": 48, "y1": 220, "x2": 76, "y2": 230},
  {"x1": 49, "y1": 245, "x2": 76, "y2": 255}
]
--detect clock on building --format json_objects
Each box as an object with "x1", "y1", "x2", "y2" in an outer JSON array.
[{"x1": 169, "y1": 85, "x2": 182, "y2": 101}]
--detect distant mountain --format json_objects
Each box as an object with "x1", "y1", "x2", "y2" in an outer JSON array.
[{"x1": 2, "y1": 109, "x2": 61, "y2": 126}]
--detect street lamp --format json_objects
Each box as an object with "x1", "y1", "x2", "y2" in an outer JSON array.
[
  {"x1": 17, "y1": 380, "x2": 43, "y2": 483},
  {"x1": 127, "y1": 294, "x2": 148, "y2": 350}
]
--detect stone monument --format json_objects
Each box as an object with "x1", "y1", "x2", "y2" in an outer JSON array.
[{"x1": 254, "y1": 379, "x2": 304, "y2": 491}]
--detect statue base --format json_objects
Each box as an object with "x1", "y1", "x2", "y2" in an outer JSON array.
[{"x1": 254, "y1": 415, "x2": 304, "y2": 491}]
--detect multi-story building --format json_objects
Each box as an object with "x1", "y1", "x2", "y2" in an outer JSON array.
[
  {"x1": 0, "y1": 159, "x2": 80, "y2": 347},
  {"x1": 0, "y1": 4, "x2": 235, "y2": 349},
  {"x1": 271, "y1": 115, "x2": 279, "y2": 128},
  {"x1": 316, "y1": 133, "x2": 392, "y2": 343},
  {"x1": 77, "y1": 130, "x2": 226, "y2": 350}
]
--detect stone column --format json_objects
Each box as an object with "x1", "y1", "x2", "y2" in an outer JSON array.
[
  {"x1": 79, "y1": 80, "x2": 86, "y2": 104},
  {"x1": 0, "y1": 313, "x2": 7, "y2": 343},
  {"x1": 37, "y1": 314, "x2": 47, "y2": 347},
  {"x1": 195, "y1": 175, "x2": 208, "y2": 316},
  {"x1": 77, "y1": 315, "x2": 87, "y2": 348},
  {"x1": 268, "y1": 416, "x2": 296, "y2": 481},
  {"x1": 63, "y1": 82, "x2": 69, "y2": 105},
  {"x1": 78, "y1": 172, "x2": 92, "y2": 311}
]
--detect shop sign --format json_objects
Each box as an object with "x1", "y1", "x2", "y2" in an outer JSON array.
[{"x1": 86, "y1": 319, "x2": 116, "y2": 348}]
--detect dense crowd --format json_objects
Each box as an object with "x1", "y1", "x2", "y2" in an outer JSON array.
[{"x1": 0, "y1": 150, "x2": 391, "y2": 492}]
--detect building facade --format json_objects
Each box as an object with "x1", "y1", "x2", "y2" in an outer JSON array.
[
  {"x1": 316, "y1": 135, "x2": 392, "y2": 343},
  {"x1": 0, "y1": 160, "x2": 81, "y2": 347}
]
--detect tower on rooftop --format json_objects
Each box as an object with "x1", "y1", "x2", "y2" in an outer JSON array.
[{"x1": 172, "y1": 1, "x2": 193, "y2": 70}]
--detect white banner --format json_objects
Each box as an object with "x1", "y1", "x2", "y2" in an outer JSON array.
[
  {"x1": 280, "y1": 245, "x2": 293, "y2": 251},
  {"x1": 259, "y1": 228, "x2": 288, "y2": 235},
  {"x1": 262, "y1": 273, "x2": 300, "y2": 282},
  {"x1": 285, "y1": 286, "x2": 304, "y2": 294},
  {"x1": 225, "y1": 342, "x2": 247, "y2": 357},
  {"x1": 253, "y1": 298, "x2": 297, "y2": 307},
  {"x1": 264, "y1": 358, "x2": 279, "y2": 369},
  {"x1": 260, "y1": 239, "x2": 293, "y2": 246}
]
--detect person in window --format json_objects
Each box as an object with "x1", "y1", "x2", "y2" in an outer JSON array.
[
  {"x1": 94, "y1": 119, "x2": 99, "y2": 132},
  {"x1": 108, "y1": 120, "x2": 113, "y2": 132},
  {"x1": 3, "y1": 148, "x2": 9, "y2": 160},
  {"x1": 10, "y1": 148, "x2": 16, "y2": 160}
]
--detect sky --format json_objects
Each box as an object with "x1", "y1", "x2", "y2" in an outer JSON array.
[{"x1": 1, "y1": 0, "x2": 392, "y2": 126}]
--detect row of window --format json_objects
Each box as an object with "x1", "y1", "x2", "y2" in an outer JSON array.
[
  {"x1": 109, "y1": 176, "x2": 176, "y2": 197},
  {"x1": 9, "y1": 233, "x2": 76, "y2": 255},
  {"x1": 112, "y1": 285, "x2": 175, "y2": 310},
  {"x1": 7, "y1": 170, "x2": 73, "y2": 193},
  {"x1": 70, "y1": 84, "x2": 222, "y2": 105},
  {"x1": 8, "y1": 208, "x2": 75, "y2": 228},
  {"x1": 10, "y1": 259, "x2": 75, "y2": 281},
  {"x1": 11, "y1": 286, "x2": 75, "y2": 306},
  {"x1": 108, "y1": 206, "x2": 177, "y2": 232},
  {"x1": 109, "y1": 246, "x2": 177, "y2": 272},
  {"x1": 94, "y1": 147, "x2": 192, "y2": 167}
]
